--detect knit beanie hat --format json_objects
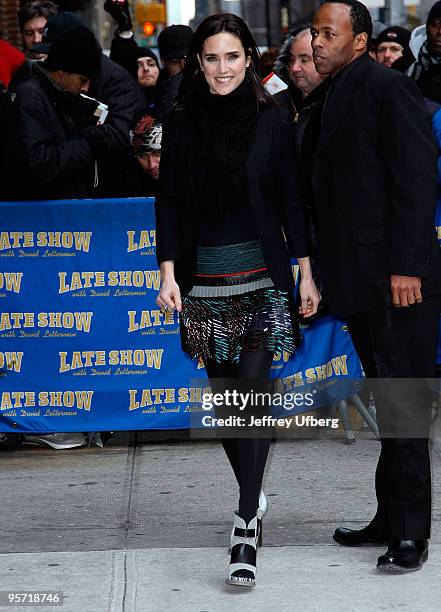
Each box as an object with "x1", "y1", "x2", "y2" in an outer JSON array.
[
  {"x1": 427, "y1": 1, "x2": 441, "y2": 25},
  {"x1": 157, "y1": 25, "x2": 193, "y2": 60},
  {"x1": 376, "y1": 26, "x2": 411, "y2": 50},
  {"x1": 136, "y1": 47, "x2": 160, "y2": 69},
  {"x1": 31, "y1": 12, "x2": 86, "y2": 55},
  {"x1": 130, "y1": 113, "x2": 162, "y2": 155},
  {"x1": 46, "y1": 26, "x2": 102, "y2": 79}
]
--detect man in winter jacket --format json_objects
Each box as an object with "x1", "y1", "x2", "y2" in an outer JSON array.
[
  {"x1": 155, "y1": 24, "x2": 193, "y2": 119},
  {"x1": 105, "y1": 0, "x2": 160, "y2": 109},
  {"x1": 408, "y1": 1, "x2": 441, "y2": 102},
  {"x1": 274, "y1": 29, "x2": 326, "y2": 120},
  {"x1": 2, "y1": 26, "x2": 106, "y2": 200},
  {"x1": 125, "y1": 111, "x2": 162, "y2": 197},
  {"x1": 375, "y1": 25, "x2": 411, "y2": 69},
  {"x1": 31, "y1": 12, "x2": 146, "y2": 197}
]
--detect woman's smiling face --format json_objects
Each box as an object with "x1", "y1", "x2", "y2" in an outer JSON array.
[{"x1": 199, "y1": 32, "x2": 251, "y2": 95}]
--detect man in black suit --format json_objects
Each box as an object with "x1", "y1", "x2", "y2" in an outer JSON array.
[{"x1": 300, "y1": 0, "x2": 441, "y2": 572}]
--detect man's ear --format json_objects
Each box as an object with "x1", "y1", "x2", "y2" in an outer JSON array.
[
  {"x1": 355, "y1": 32, "x2": 368, "y2": 51},
  {"x1": 49, "y1": 69, "x2": 64, "y2": 86}
]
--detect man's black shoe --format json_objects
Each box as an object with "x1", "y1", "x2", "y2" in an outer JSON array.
[
  {"x1": 333, "y1": 526, "x2": 388, "y2": 547},
  {"x1": 377, "y1": 540, "x2": 428, "y2": 573}
]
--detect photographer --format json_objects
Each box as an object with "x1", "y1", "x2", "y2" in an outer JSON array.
[
  {"x1": 28, "y1": 11, "x2": 146, "y2": 197},
  {"x1": 2, "y1": 26, "x2": 108, "y2": 201}
]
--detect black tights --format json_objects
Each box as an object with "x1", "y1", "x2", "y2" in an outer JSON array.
[{"x1": 205, "y1": 351, "x2": 274, "y2": 524}]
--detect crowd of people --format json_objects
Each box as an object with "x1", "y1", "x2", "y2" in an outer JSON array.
[
  {"x1": 2, "y1": 0, "x2": 441, "y2": 204},
  {"x1": 1, "y1": 0, "x2": 441, "y2": 587},
  {"x1": 0, "y1": 0, "x2": 195, "y2": 203}
]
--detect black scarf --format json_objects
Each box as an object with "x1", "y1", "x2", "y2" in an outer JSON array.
[{"x1": 187, "y1": 73, "x2": 258, "y2": 219}]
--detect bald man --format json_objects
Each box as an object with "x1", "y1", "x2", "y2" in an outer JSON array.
[{"x1": 275, "y1": 29, "x2": 326, "y2": 118}]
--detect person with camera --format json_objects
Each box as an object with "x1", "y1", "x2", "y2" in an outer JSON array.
[
  {"x1": 2, "y1": 26, "x2": 107, "y2": 201},
  {"x1": 25, "y1": 11, "x2": 146, "y2": 198}
]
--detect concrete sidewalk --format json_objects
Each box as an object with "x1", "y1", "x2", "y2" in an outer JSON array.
[{"x1": 1, "y1": 433, "x2": 441, "y2": 611}]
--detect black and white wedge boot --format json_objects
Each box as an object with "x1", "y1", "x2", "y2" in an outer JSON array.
[
  {"x1": 228, "y1": 489, "x2": 266, "y2": 553},
  {"x1": 226, "y1": 513, "x2": 259, "y2": 587}
]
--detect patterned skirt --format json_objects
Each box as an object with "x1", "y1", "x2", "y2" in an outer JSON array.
[{"x1": 180, "y1": 240, "x2": 301, "y2": 363}]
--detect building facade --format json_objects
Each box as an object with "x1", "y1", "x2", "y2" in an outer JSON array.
[
  {"x1": 1, "y1": 0, "x2": 22, "y2": 48},
  {"x1": 0, "y1": 1, "x2": 436, "y2": 54},
  {"x1": 190, "y1": 0, "x2": 321, "y2": 46}
]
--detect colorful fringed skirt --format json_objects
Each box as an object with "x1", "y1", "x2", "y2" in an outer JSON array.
[{"x1": 180, "y1": 240, "x2": 301, "y2": 363}]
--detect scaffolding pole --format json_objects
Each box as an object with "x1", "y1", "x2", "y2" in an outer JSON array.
[{"x1": 384, "y1": 0, "x2": 405, "y2": 26}]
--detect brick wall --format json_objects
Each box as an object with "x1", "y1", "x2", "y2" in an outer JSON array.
[{"x1": 0, "y1": 0, "x2": 23, "y2": 49}]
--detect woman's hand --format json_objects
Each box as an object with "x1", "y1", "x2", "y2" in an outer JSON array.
[
  {"x1": 156, "y1": 261, "x2": 182, "y2": 312},
  {"x1": 298, "y1": 277, "x2": 321, "y2": 318}
]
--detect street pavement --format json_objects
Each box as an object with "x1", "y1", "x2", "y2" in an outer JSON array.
[{"x1": 1, "y1": 429, "x2": 441, "y2": 611}]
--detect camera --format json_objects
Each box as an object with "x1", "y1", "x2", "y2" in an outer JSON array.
[{"x1": 80, "y1": 93, "x2": 109, "y2": 125}]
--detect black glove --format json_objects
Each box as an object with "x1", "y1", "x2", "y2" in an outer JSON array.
[
  {"x1": 104, "y1": 0, "x2": 132, "y2": 33},
  {"x1": 82, "y1": 125, "x2": 112, "y2": 157}
]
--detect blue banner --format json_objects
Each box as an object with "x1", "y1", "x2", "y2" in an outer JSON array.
[{"x1": 0, "y1": 198, "x2": 361, "y2": 433}]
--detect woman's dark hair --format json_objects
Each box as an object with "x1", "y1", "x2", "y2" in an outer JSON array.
[{"x1": 177, "y1": 13, "x2": 274, "y2": 107}]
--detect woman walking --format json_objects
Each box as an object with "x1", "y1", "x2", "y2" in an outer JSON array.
[{"x1": 155, "y1": 13, "x2": 320, "y2": 587}]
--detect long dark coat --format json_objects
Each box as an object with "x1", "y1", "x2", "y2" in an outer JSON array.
[
  {"x1": 297, "y1": 53, "x2": 441, "y2": 316},
  {"x1": 155, "y1": 103, "x2": 311, "y2": 296}
]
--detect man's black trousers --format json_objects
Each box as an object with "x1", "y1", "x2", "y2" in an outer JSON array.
[{"x1": 347, "y1": 296, "x2": 441, "y2": 540}]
